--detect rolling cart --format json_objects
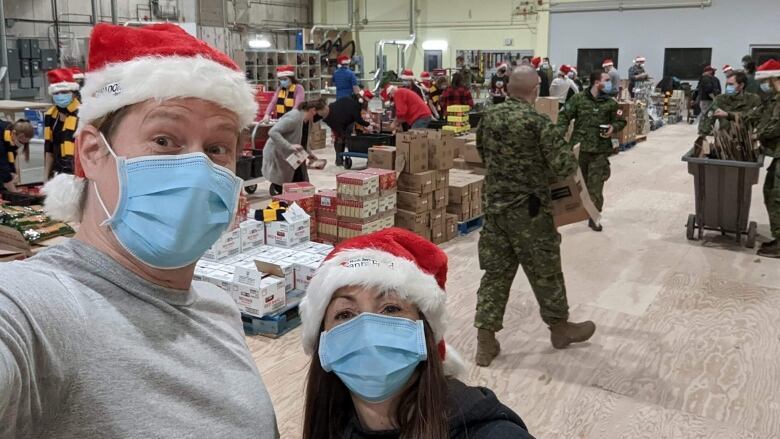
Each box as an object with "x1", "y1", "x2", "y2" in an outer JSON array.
[
  {"x1": 339, "y1": 133, "x2": 395, "y2": 170},
  {"x1": 682, "y1": 148, "x2": 764, "y2": 248}
]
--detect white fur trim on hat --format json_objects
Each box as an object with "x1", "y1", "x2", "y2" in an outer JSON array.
[
  {"x1": 49, "y1": 81, "x2": 80, "y2": 95},
  {"x1": 42, "y1": 173, "x2": 86, "y2": 222},
  {"x1": 756, "y1": 70, "x2": 780, "y2": 80},
  {"x1": 78, "y1": 55, "x2": 258, "y2": 130},
  {"x1": 277, "y1": 70, "x2": 295, "y2": 78},
  {"x1": 300, "y1": 248, "x2": 448, "y2": 356}
]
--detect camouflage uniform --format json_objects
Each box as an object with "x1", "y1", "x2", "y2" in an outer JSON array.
[
  {"x1": 627, "y1": 64, "x2": 646, "y2": 97},
  {"x1": 556, "y1": 89, "x2": 627, "y2": 211},
  {"x1": 474, "y1": 97, "x2": 578, "y2": 331},
  {"x1": 698, "y1": 91, "x2": 762, "y2": 136},
  {"x1": 754, "y1": 94, "x2": 780, "y2": 240}
]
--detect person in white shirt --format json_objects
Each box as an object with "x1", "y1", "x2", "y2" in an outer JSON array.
[{"x1": 549, "y1": 65, "x2": 579, "y2": 108}]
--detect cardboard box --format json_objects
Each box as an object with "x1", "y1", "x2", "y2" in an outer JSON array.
[
  {"x1": 284, "y1": 252, "x2": 324, "y2": 292},
  {"x1": 428, "y1": 138, "x2": 455, "y2": 170},
  {"x1": 317, "y1": 216, "x2": 338, "y2": 238},
  {"x1": 432, "y1": 188, "x2": 448, "y2": 209},
  {"x1": 447, "y1": 136, "x2": 467, "y2": 159},
  {"x1": 337, "y1": 172, "x2": 379, "y2": 198},
  {"x1": 234, "y1": 265, "x2": 287, "y2": 318},
  {"x1": 239, "y1": 219, "x2": 265, "y2": 253},
  {"x1": 368, "y1": 146, "x2": 397, "y2": 170},
  {"x1": 413, "y1": 227, "x2": 432, "y2": 241},
  {"x1": 445, "y1": 214, "x2": 458, "y2": 241},
  {"x1": 396, "y1": 132, "x2": 429, "y2": 174},
  {"x1": 429, "y1": 208, "x2": 445, "y2": 230},
  {"x1": 315, "y1": 190, "x2": 338, "y2": 218},
  {"x1": 282, "y1": 182, "x2": 316, "y2": 196},
  {"x1": 398, "y1": 170, "x2": 436, "y2": 194},
  {"x1": 446, "y1": 200, "x2": 471, "y2": 221},
  {"x1": 360, "y1": 168, "x2": 398, "y2": 193},
  {"x1": 470, "y1": 201, "x2": 483, "y2": 218},
  {"x1": 252, "y1": 257, "x2": 296, "y2": 293},
  {"x1": 378, "y1": 192, "x2": 398, "y2": 213},
  {"x1": 462, "y1": 140, "x2": 481, "y2": 164},
  {"x1": 337, "y1": 197, "x2": 380, "y2": 222},
  {"x1": 430, "y1": 222, "x2": 445, "y2": 244},
  {"x1": 396, "y1": 190, "x2": 433, "y2": 213},
  {"x1": 435, "y1": 171, "x2": 449, "y2": 191},
  {"x1": 339, "y1": 219, "x2": 383, "y2": 240},
  {"x1": 264, "y1": 204, "x2": 311, "y2": 248},
  {"x1": 535, "y1": 96, "x2": 560, "y2": 123},
  {"x1": 379, "y1": 212, "x2": 395, "y2": 230},
  {"x1": 272, "y1": 193, "x2": 315, "y2": 214},
  {"x1": 448, "y1": 175, "x2": 472, "y2": 205},
  {"x1": 550, "y1": 176, "x2": 590, "y2": 227},
  {"x1": 395, "y1": 209, "x2": 429, "y2": 234},
  {"x1": 202, "y1": 228, "x2": 241, "y2": 261}
]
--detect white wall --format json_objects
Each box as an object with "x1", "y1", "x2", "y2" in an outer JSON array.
[{"x1": 549, "y1": 0, "x2": 780, "y2": 83}]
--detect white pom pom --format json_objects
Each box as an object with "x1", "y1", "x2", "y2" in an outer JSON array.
[{"x1": 43, "y1": 174, "x2": 87, "y2": 223}]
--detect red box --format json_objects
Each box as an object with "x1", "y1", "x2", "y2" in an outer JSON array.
[
  {"x1": 272, "y1": 193, "x2": 315, "y2": 214},
  {"x1": 315, "y1": 190, "x2": 338, "y2": 217},
  {"x1": 338, "y1": 219, "x2": 382, "y2": 241},
  {"x1": 318, "y1": 216, "x2": 338, "y2": 239},
  {"x1": 337, "y1": 197, "x2": 380, "y2": 222},
  {"x1": 337, "y1": 172, "x2": 379, "y2": 198},
  {"x1": 283, "y1": 182, "x2": 316, "y2": 196},
  {"x1": 360, "y1": 168, "x2": 398, "y2": 193}
]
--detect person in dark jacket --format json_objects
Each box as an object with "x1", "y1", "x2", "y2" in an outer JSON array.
[
  {"x1": 322, "y1": 93, "x2": 374, "y2": 166},
  {"x1": 299, "y1": 228, "x2": 534, "y2": 439}
]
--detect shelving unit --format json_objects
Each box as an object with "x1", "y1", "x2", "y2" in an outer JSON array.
[
  {"x1": 245, "y1": 49, "x2": 323, "y2": 99},
  {"x1": 456, "y1": 49, "x2": 534, "y2": 80}
]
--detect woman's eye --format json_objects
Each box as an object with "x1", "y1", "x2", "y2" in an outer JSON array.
[
  {"x1": 334, "y1": 310, "x2": 355, "y2": 321},
  {"x1": 153, "y1": 136, "x2": 172, "y2": 147},
  {"x1": 382, "y1": 305, "x2": 402, "y2": 314}
]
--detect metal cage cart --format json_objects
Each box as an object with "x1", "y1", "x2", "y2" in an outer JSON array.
[{"x1": 682, "y1": 148, "x2": 764, "y2": 248}]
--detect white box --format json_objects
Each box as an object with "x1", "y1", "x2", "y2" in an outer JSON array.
[
  {"x1": 202, "y1": 228, "x2": 241, "y2": 261},
  {"x1": 202, "y1": 270, "x2": 239, "y2": 302},
  {"x1": 307, "y1": 242, "x2": 335, "y2": 256},
  {"x1": 264, "y1": 204, "x2": 311, "y2": 248},
  {"x1": 240, "y1": 219, "x2": 265, "y2": 253},
  {"x1": 233, "y1": 265, "x2": 286, "y2": 317},
  {"x1": 253, "y1": 256, "x2": 296, "y2": 292}
]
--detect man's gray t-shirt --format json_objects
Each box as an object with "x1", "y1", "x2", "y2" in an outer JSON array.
[
  {"x1": 609, "y1": 69, "x2": 621, "y2": 92},
  {"x1": 0, "y1": 239, "x2": 278, "y2": 438}
]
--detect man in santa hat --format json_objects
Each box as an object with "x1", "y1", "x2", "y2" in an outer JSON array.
[
  {"x1": 332, "y1": 54, "x2": 360, "y2": 100},
  {"x1": 550, "y1": 64, "x2": 575, "y2": 107},
  {"x1": 628, "y1": 56, "x2": 649, "y2": 98},
  {"x1": 399, "y1": 68, "x2": 427, "y2": 101},
  {"x1": 0, "y1": 24, "x2": 278, "y2": 437},
  {"x1": 43, "y1": 67, "x2": 81, "y2": 181},
  {"x1": 602, "y1": 59, "x2": 620, "y2": 96},
  {"x1": 531, "y1": 56, "x2": 551, "y2": 97},
  {"x1": 489, "y1": 62, "x2": 510, "y2": 105}
]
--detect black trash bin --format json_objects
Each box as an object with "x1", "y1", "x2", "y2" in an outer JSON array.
[
  {"x1": 236, "y1": 156, "x2": 253, "y2": 181},
  {"x1": 682, "y1": 148, "x2": 764, "y2": 248}
]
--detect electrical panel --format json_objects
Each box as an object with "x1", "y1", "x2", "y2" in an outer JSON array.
[
  {"x1": 20, "y1": 61, "x2": 31, "y2": 78},
  {"x1": 17, "y1": 39, "x2": 31, "y2": 59},
  {"x1": 29, "y1": 59, "x2": 41, "y2": 75},
  {"x1": 30, "y1": 40, "x2": 40, "y2": 58},
  {"x1": 18, "y1": 77, "x2": 33, "y2": 89},
  {"x1": 40, "y1": 49, "x2": 57, "y2": 70},
  {"x1": 6, "y1": 48, "x2": 21, "y2": 81}
]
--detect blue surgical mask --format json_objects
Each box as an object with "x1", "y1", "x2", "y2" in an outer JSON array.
[
  {"x1": 53, "y1": 93, "x2": 73, "y2": 108},
  {"x1": 319, "y1": 313, "x2": 427, "y2": 403},
  {"x1": 94, "y1": 133, "x2": 242, "y2": 269},
  {"x1": 761, "y1": 82, "x2": 772, "y2": 93},
  {"x1": 725, "y1": 84, "x2": 737, "y2": 95},
  {"x1": 280, "y1": 79, "x2": 291, "y2": 88},
  {"x1": 602, "y1": 82, "x2": 613, "y2": 94}
]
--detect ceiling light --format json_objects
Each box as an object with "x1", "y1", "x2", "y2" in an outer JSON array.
[{"x1": 422, "y1": 40, "x2": 448, "y2": 51}]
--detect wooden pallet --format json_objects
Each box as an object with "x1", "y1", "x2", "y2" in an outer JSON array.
[
  {"x1": 457, "y1": 215, "x2": 485, "y2": 235},
  {"x1": 635, "y1": 134, "x2": 647, "y2": 143}
]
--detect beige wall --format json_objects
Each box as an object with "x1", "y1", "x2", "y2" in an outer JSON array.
[{"x1": 314, "y1": 0, "x2": 550, "y2": 78}]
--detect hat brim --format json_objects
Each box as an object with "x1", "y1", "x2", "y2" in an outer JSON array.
[
  {"x1": 756, "y1": 70, "x2": 780, "y2": 80},
  {"x1": 49, "y1": 81, "x2": 80, "y2": 95}
]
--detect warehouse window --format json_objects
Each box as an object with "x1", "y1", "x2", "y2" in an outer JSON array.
[
  {"x1": 663, "y1": 48, "x2": 712, "y2": 80},
  {"x1": 751, "y1": 46, "x2": 780, "y2": 66},
  {"x1": 576, "y1": 48, "x2": 619, "y2": 79}
]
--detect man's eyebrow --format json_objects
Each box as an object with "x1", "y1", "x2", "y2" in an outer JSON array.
[{"x1": 142, "y1": 109, "x2": 188, "y2": 125}]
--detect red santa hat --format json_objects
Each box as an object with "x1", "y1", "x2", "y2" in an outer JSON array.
[
  {"x1": 361, "y1": 89, "x2": 374, "y2": 100},
  {"x1": 300, "y1": 228, "x2": 465, "y2": 375},
  {"x1": 756, "y1": 59, "x2": 780, "y2": 80},
  {"x1": 400, "y1": 68, "x2": 415, "y2": 80},
  {"x1": 602, "y1": 59, "x2": 614, "y2": 68},
  {"x1": 532, "y1": 57, "x2": 542, "y2": 68},
  {"x1": 559, "y1": 64, "x2": 572, "y2": 75},
  {"x1": 47, "y1": 68, "x2": 80, "y2": 95},
  {"x1": 634, "y1": 56, "x2": 646, "y2": 63},
  {"x1": 42, "y1": 23, "x2": 257, "y2": 223},
  {"x1": 703, "y1": 65, "x2": 716, "y2": 73},
  {"x1": 337, "y1": 55, "x2": 351, "y2": 66},
  {"x1": 420, "y1": 71, "x2": 431, "y2": 80},
  {"x1": 277, "y1": 64, "x2": 296, "y2": 78},
  {"x1": 722, "y1": 64, "x2": 734, "y2": 74},
  {"x1": 69, "y1": 66, "x2": 85, "y2": 80},
  {"x1": 496, "y1": 62, "x2": 509, "y2": 71}
]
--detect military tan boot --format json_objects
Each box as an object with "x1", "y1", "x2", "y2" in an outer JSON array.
[
  {"x1": 549, "y1": 320, "x2": 596, "y2": 349},
  {"x1": 475, "y1": 329, "x2": 501, "y2": 367},
  {"x1": 757, "y1": 241, "x2": 780, "y2": 258}
]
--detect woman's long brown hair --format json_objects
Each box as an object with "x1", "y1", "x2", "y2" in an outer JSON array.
[{"x1": 302, "y1": 319, "x2": 448, "y2": 439}]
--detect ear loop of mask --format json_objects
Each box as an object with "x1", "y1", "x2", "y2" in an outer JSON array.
[{"x1": 92, "y1": 132, "x2": 121, "y2": 227}]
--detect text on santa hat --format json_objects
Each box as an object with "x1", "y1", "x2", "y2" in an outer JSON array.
[
  {"x1": 340, "y1": 257, "x2": 395, "y2": 269},
  {"x1": 95, "y1": 82, "x2": 123, "y2": 98}
]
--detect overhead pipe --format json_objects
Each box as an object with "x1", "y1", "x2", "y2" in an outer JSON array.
[
  {"x1": 51, "y1": 0, "x2": 61, "y2": 65},
  {"x1": 550, "y1": 0, "x2": 711, "y2": 13},
  {"x1": 111, "y1": 0, "x2": 118, "y2": 24},
  {"x1": 91, "y1": 0, "x2": 98, "y2": 24},
  {"x1": 371, "y1": 0, "x2": 416, "y2": 92},
  {"x1": 310, "y1": 0, "x2": 352, "y2": 43}
]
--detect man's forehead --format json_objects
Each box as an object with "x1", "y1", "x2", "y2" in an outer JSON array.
[{"x1": 138, "y1": 99, "x2": 240, "y2": 126}]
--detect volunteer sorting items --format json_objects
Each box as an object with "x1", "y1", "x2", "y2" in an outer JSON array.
[
  {"x1": 383, "y1": 85, "x2": 433, "y2": 131},
  {"x1": 0, "y1": 23, "x2": 278, "y2": 438},
  {"x1": 322, "y1": 91, "x2": 375, "y2": 167},
  {"x1": 262, "y1": 99, "x2": 330, "y2": 195},
  {"x1": 300, "y1": 228, "x2": 534, "y2": 439},
  {"x1": 43, "y1": 67, "x2": 81, "y2": 180},
  {"x1": 0, "y1": 119, "x2": 34, "y2": 191},
  {"x1": 261, "y1": 65, "x2": 305, "y2": 122}
]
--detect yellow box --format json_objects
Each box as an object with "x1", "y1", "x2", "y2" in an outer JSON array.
[{"x1": 447, "y1": 105, "x2": 471, "y2": 113}]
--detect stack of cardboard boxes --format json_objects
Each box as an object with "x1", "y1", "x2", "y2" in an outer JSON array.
[
  {"x1": 307, "y1": 121, "x2": 327, "y2": 150},
  {"x1": 613, "y1": 101, "x2": 637, "y2": 146},
  {"x1": 393, "y1": 130, "x2": 458, "y2": 244},
  {"x1": 534, "y1": 97, "x2": 560, "y2": 123},
  {"x1": 443, "y1": 105, "x2": 471, "y2": 135},
  {"x1": 447, "y1": 170, "x2": 485, "y2": 222}
]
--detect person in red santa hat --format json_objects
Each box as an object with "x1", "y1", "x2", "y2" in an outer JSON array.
[
  {"x1": 419, "y1": 70, "x2": 432, "y2": 90},
  {"x1": 723, "y1": 64, "x2": 735, "y2": 78},
  {"x1": 262, "y1": 64, "x2": 305, "y2": 122},
  {"x1": 0, "y1": 23, "x2": 279, "y2": 437},
  {"x1": 489, "y1": 62, "x2": 510, "y2": 105},
  {"x1": 529, "y1": 56, "x2": 551, "y2": 97},
  {"x1": 68, "y1": 66, "x2": 86, "y2": 97},
  {"x1": 399, "y1": 67, "x2": 427, "y2": 101},
  {"x1": 602, "y1": 59, "x2": 620, "y2": 96},
  {"x1": 752, "y1": 59, "x2": 780, "y2": 258},
  {"x1": 300, "y1": 228, "x2": 534, "y2": 439},
  {"x1": 383, "y1": 83, "x2": 433, "y2": 131},
  {"x1": 333, "y1": 54, "x2": 360, "y2": 99},
  {"x1": 43, "y1": 67, "x2": 81, "y2": 180}
]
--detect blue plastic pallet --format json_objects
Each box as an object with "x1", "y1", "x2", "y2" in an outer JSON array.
[
  {"x1": 241, "y1": 290, "x2": 305, "y2": 338},
  {"x1": 619, "y1": 141, "x2": 638, "y2": 152},
  {"x1": 458, "y1": 215, "x2": 485, "y2": 235}
]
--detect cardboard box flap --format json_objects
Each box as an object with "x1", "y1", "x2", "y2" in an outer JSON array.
[{"x1": 255, "y1": 260, "x2": 286, "y2": 278}]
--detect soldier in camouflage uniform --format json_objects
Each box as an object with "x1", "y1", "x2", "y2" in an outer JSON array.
[
  {"x1": 474, "y1": 66, "x2": 596, "y2": 367},
  {"x1": 752, "y1": 60, "x2": 780, "y2": 258},
  {"x1": 556, "y1": 69, "x2": 627, "y2": 232},
  {"x1": 699, "y1": 71, "x2": 762, "y2": 136}
]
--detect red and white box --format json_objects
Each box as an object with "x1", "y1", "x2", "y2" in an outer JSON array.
[
  {"x1": 337, "y1": 197, "x2": 380, "y2": 221},
  {"x1": 318, "y1": 216, "x2": 338, "y2": 239},
  {"x1": 360, "y1": 168, "x2": 397, "y2": 193},
  {"x1": 282, "y1": 182, "x2": 316, "y2": 196},
  {"x1": 337, "y1": 172, "x2": 379, "y2": 198},
  {"x1": 315, "y1": 190, "x2": 338, "y2": 218},
  {"x1": 378, "y1": 192, "x2": 397, "y2": 214},
  {"x1": 338, "y1": 219, "x2": 383, "y2": 241},
  {"x1": 273, "y1": 193, "x2": 315, "y2": 215}
]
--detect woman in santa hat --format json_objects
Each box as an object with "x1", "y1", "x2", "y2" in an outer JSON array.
[
  {"x1": 261, "y1": 64, "x2": 305, "y2": 122},
  {"x1": 300, "y1": 228, "x2": 534, "y2": 439}
]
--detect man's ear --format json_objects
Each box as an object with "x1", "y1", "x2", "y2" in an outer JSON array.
[{"x1": 78, "y1": 125, "x2": 111, "y2": 179}]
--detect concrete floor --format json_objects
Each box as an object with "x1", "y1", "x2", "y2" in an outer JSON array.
[{"x1": 247, "y1": 123, "x2": 780, "y2": 438}]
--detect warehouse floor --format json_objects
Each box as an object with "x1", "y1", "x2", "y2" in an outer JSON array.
[{"x1": 247, "y1": 123, "x2": 780, "y2": 438}]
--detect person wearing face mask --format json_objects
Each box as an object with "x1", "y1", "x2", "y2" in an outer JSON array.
[
  {"x1": 540, "y1": 57, "x2": 554, "y2": 85},
  {"x1": 43, "y1": 68, "x2": 81, "y2": 181},
  {"x1": 550, "y1": 65, "x2": 577, "y2": 108},
  {"x1": 746, "y1": 60, "x2": 780, "y2": 258},
  {"x1": 300, "y1": 228, "x2": 535, "y2": 439},
  {"x1": 333, "y1": 55, "x2": 361, "y2": 100},
  {"x1": 474, "y1": 67, "x2": 595, "y2": 367},
  {"x1": 531, "y1": 56, "x2": 551, "y2": 97},
  {"x1": 262, "y1": 65, "x2": 305, "y2": 122},
  {"x1": 0, "y1": 119, "x2": 34, "y2": 189},
  {"x1": 628, "y1": 56, "x2": 649, "y2": 98},
  {"x1": 262, "y1": 99, "x2": 329, "y2": 195},
  {"x1": 1, "y1": 24, "x2": 279, "y2": 438},
  {"x1": 489, "y1": 62, "x2": 510, "y2": 105},
  {"x1": 399, "y1": 68, "x2": 427, "y2": 101},
  {"x1": 557, "y1": 69, "x2": 627, "y2": 231},
  {"x1": 602, "y1": 59, "x2": 620, "y2": 96},
  {"x1": 427, "y1": 75, "x2": 448, "y2": 119},
  {"x1": 698, "y1": 71, "x2": 761, "y2": 138},
  {"x1": 741, "y1": 54, "x2": 765, "y2": 97}
]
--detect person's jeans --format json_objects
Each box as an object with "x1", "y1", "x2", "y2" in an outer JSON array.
[{"x1": 411, "y1": 117, "x2": 432, "y2": 129}]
